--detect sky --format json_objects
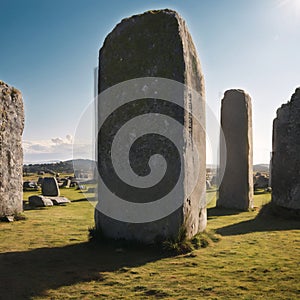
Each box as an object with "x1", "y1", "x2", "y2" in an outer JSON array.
[{"x1": 0, "y1": 0, "x2": 299, "y2": 164}]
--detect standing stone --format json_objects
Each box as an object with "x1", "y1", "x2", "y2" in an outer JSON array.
[
  {"x1": 62, "y1": 179, "x2": 71, "y2": 188},
  {"x1": 0, "y1": 81, "x2": 24, "y2": 218},
  {"x1": 271, "y1": 88, "x2": 300, "y2": 215},
  {"x1": 37, "y1": 177, "x2": 44, "y2": 186},
  {"x1": 96, "y1": 9, "x2": 206, "y2": 243},
  {"x1": 217, "y1": 89, "x2": 253, "y2": 211},
  {"x1": 42, "y1": 177, "x2": 60, "y2": 197}
]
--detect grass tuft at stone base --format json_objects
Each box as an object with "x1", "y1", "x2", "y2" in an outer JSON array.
[{"x1": 163, "y1": 229, "x2": 221, "y2": 255}]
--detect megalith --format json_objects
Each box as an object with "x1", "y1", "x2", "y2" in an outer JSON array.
[
  {"x1": 271, "y1": 88, "x2": 300, "y2": 216},
  {"x1": 95, "y1": 9, "x2": 206, "y2": 243},
  {"x1": 42, "y1": 177, "x2": 60, "y2": 197},
  {"x1": 0, "y1": 81, "x2": 24, "y2": 218},
  {"x1": 217, "y1": 89, "x2": 253, "y2": 211}
]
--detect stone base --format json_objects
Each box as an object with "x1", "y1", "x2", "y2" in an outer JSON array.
[
  {"x1": 29, "y1": 195, "x2": 70, "y2": 207},
  {"x1": 95, "y1": 205, "x2": 207, "y2": 244},
  {"x1": 29, "y1": 195, "x2": 53, "y2": 207},
  {"x1": 49, "y1": 197, "x2": 70, "y2": 205},
  {"x1": 95, "y1": 207, "x2": 182, "y2": 244}
]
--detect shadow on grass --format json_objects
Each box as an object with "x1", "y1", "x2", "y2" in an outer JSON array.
[
  {"x1": 23, "y1": 204, "x2": 69, "y2": 211},
  {"x1": 0, "y1": 241, "x2": 168, "y2": 299},
  {"x1": 23, "y1": 204, "x2": 52, "y2": 211},
  {"x1": 207, "y1": 206, "x2": 245, "y2": 217},
  {"x1": 23, "y1": 198, "x2": 95, "y2": 210},
  {"x1": 71, "y1": 197, "x2": 91, "y2": 203},
  {"x1": 216, "y1": 204, "x2": 300, "y2": 236}
]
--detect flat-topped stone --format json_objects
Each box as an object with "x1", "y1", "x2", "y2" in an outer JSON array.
[
  {"x1": 217, "y1": 89, "x2": 253, "y2": 211},
  {"x1": 96, "y1": 9, "x2": 206, "y2": 243},
  {"x1": 42, "y1": 177, "x2": 60, "y2": 197}
]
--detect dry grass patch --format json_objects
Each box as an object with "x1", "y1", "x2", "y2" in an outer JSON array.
[{"x1": 0, "y1": 190, "x2": 299, "y2": 299}]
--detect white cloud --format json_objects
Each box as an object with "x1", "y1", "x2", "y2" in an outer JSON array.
[
  {"x1": 51, "y1": 137, "x2": 64, "y2": 145},
  {"x1": 51, "y1": 135, "x2": 73, "y2": 145},
  {"x1": 23, "y1": 135, "x2": 93, "y2": 164},
  {"x1": 66, "y1": 134, "x2": 73, "y2": 142},
  {"x1": 23, "y1": 140, "x2": 51, "y2": 154}
]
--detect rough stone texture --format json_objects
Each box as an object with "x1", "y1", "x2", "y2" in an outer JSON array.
[
  {"x1": 41, "y1": 177, "x2": 60, "y2": 197},
  {"x1": 29, "y1": 195, "x2": 53, "y2": 207},
  {"x1": 271, "y1": 88, "x2": 300, "y2": 213},
  {"x1": 96, "y1": 9, "x2": 206, "y2": 243},
  {"x1": 0, "y1": 81, "x2": 24, "y2": 218},
  {"x1": 217, "y1": 89, "x2": 253, "y2": 211}
]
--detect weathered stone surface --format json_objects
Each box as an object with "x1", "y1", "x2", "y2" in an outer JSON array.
[
  {"x1": 0, "y1": 81, "x2": 24, "y2": 218},
  {"x1": 271, "y1": 88, "x2": 300, "y2": 213},
  {"x1": 217, "y1": 89, "x2": 253, "y2": 211},
  {"x1": 41, "y1": 177, "x2": 60, "y2": 197},
  {"x1": 96, "y1": 9, "x2": 206, "y2": 243},
  {"x1": 49, "y1": 197, "x2": 70, "y2": 205},
  {"x1": 29, "y1": 195, "x2": 53, "y2": 207},
  {"x1": 254, "y1": 175, "x2": 269, "y2": 190}
]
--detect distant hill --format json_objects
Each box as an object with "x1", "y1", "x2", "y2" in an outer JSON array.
[
  {"x1": 24, "y1": 159, "x2": 95, "y2": 174},
  {"x1": 206, "y1": 164, "x2": 269, "y2": 172},
  {"x1": 24, "y1": 160, "x2": 269, "y2": 175},
  {"x1": 253, "y1": 164, "x2": 269, "y2": 173},
  {"x1": 65, "y1": 159, "x2": 96, "y2": 171}
]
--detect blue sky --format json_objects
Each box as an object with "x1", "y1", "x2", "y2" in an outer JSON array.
[{"x1": 0, "y1": 0, "x2": 299, "y2": 164}]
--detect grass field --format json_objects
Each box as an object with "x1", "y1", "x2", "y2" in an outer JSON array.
[{"x1": 0, "y1": 185, "x2": 299, "y2": 299}]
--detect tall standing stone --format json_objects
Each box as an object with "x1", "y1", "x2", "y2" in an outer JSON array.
[
  {"x1": 217, "y1": 89, "x2": 253, "y2": 211},
  {"x1": 0, "y1": 81, "x2": 24, "y2": 218},
  {"x1": 95, "y1": 9, "x2": 206, "y2": 243},
  {"x1": 271, "y1": 88, "x2": 300, "y2": 215}
]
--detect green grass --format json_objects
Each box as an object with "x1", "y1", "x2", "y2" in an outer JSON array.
[{"x1": 0, "y1": 188, "x2": 299, "y2": 299}]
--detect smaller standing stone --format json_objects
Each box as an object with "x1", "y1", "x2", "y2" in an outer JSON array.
[
  {"x1": 42, "y1": 177, "x2": 60, "y2": 197},
  {"x1": 62, "y1": 179, "x2": 71, "y2": 188},
  {"x1": 271, "y1": 88, "x2": 300, "y2": 215},
  {"x1": 217, "y1": 89, "x2": 253, "y2": 211}
]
